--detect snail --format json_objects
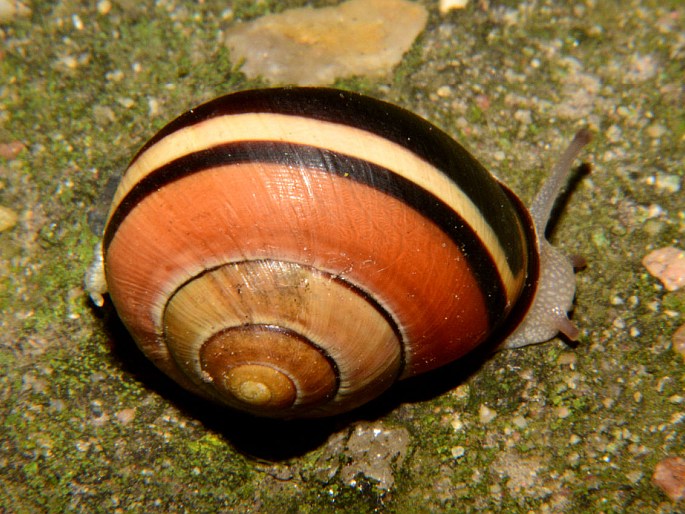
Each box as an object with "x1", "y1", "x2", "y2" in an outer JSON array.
[{"x1": 86, "y1": 87, "x2": 591, "y2": 418}]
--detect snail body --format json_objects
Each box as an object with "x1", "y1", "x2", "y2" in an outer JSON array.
[{"x1": 86, "y1": 87, "x2": 591, "y2": 418}]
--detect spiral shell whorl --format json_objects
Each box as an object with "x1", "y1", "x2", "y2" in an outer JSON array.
[
  {"x1": 200, "y1": 326, "x2": 336, "y2": 413},
  {"x1": 162, "y1": 260, "x2": 403, "y2": 417}
]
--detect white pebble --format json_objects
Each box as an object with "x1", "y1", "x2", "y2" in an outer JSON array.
[
  {"x1": 439, "y1": 0, "x2": 469, "y2": 14},
  {"x1": 451, "y1": 446, "x2": 465, "y2": 458},
  {"x1": 436, "y1": 85, "x2": 453, "y2": 98},
  {"x1": 97, "y1": 0, "x2": 112, "y2": 15},
  {"x1": 72, "y1": 14, "x2": 84, "y2": 30},
  {"x1": 479, "y1": 404, "x2": 497, "y2": 424}
]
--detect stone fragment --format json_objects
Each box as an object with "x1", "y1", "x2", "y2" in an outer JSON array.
[
  {"x1": 0, "y1": 141, "x2": 25, "y2": 160},
  {"x1": 672, "y1": 324, "x2": 685, "y2": 361},
  {"x1": 440, "y1": 0, "x2": 469, "y2": 14},
  {"x1": 653, "y1": 456, "x2": 685, "y2": 501},
  {"x1": 642, "y1": 247, "x2": 685, "y2": 291},
  {"x1": 0, "y1": 205, "x2": 18, "y2": 232},
  {"x1": 479, "y1": 404, "x2": 497, "y2": 424},
  {"x1": 225, "y1": 0, "x2": 428, "y2": 85}
]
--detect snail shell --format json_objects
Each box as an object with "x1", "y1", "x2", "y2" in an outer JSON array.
[{"x1": 86, "y1": 87, "x2": 591, "y2": 418}]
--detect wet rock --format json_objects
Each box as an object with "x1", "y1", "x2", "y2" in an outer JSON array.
[
  {"x1": 311, "y1": 422, "x2": 411, "y2": 492},
  {"x1": 311, "y1": 431, "x2": 347, "y2": 484},
  {"x1": 341, "y1": 422, "x2": 411, "y2": 491}
]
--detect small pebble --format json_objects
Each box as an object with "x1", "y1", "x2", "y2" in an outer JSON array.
[
  {"x1": 440, "y1": 0, "x2": 469, "y2": 14},
  {"x1": 646, "y1": 123, "x2": 667, "y2": 138},
  {"x1": 72, "y1": 13, "x2": 84, "y2": 30},
  {"x1": 654, "y1": 172, "x2": 681, "y2": 193},
  {"x1": 96, "y1": 0, "x2": 112, "y2": 15},
  {"x1": 606, "y1": 125, "x2": 622, "y2": 144},
  {"x1": 479, "y1": 404, "x2": 497, "y2": 424},
  {"x1": 0, "y1": 141, "x2": 25, "y2": 160},
  {"x1": 0, "y1": 0, "x2": 30, "y2": 22},
  {"x1": 451, "y1": 446, "x2": 465, "y2": 459},
  {"x1": 116, "y1": 408, "x2": 136, "y2": 425},
  {"x1": 436, "y1": 85, "x2": 453, "y2": 98},
  {"x1": 556, "y1": 406, "x2": 571, "y2": 419},
  {"x1": 0, "y1": 205, "x2": 18, "y2": 232},
  {"x1": 642, "y1": 247, "x2": 685, "y2": 291},
  {"x1": 474, "y1": 94, "x2": 490, "y2": 111},
  {"x1": 91, "y1": 412, "x2": 109, "y2": 427},
  {"x1": 626, "y1": 470, "x2": 643, "y2": 485},
  {"x1": 56, "y1": 55, "x2": 79, "y2": 70},
  {"x1": 117, "y1": 97, "x2": 135, "y2": 109},
  {"x1": 514, "y1": 109, "x2": 532, "y2": 124},
  {"x1": 673, "y1": 324, "x2": 685, "y2": 361},
  {"x1": 450, "y1": 413, "x2": 465, "y2": 432},
  {"x1": 653, "y1": 456, "x2": 685, "y2": 501},
  {"x1": 512, "y1": 415, "x2": 527, "y2": 429},
  {"x1": 626, "y1": 54, "x2": 658, "y2": 83}
]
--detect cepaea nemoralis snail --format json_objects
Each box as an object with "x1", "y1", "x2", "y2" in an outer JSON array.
[{"x1": 86, "y1": 87, "x2": 591, "y2": 418}]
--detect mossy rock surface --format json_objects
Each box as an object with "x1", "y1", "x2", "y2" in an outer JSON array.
[{"x1": 1, "y1": 1, "x2": 683, "y2": 511}]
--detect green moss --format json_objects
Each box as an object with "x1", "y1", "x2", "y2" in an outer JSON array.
[{"x1": 663, "y1": 292, "x2": 685, "y2": 314}]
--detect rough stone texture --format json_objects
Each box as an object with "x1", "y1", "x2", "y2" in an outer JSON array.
[
  {"x1": 307, "y1": 422, "x2": 411, "y2": 492},
  {"x1": 339, "y1": 422, "x2": 411, "y2": 491}
]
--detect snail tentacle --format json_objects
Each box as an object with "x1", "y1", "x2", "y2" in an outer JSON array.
[{"x1": 502, "y1": 128, "x2": 592, "y2": 349}]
